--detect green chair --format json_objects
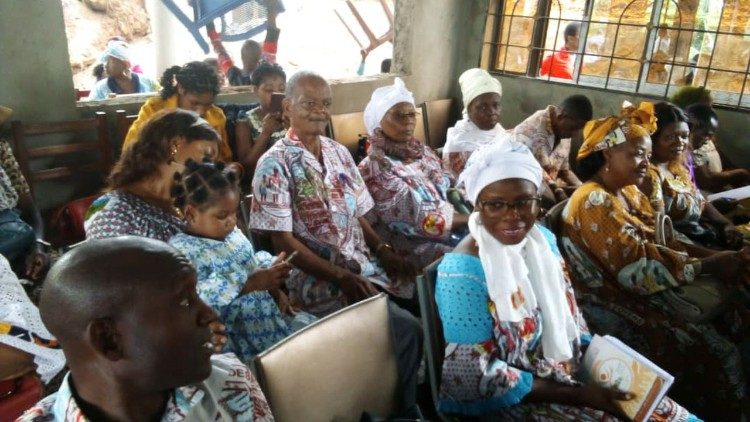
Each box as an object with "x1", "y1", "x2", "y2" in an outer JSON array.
[{"x1": 416, "y1": 258, "x2": 451, "y2": 421}]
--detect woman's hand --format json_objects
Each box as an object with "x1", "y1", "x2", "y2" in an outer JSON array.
[
  {"x1": 242, "y1": 253, "x2": 291, "y2": 294},
  {"x1": 579, "y1": 384, "x2": 633, "y2": 419},
  {"x1": 24, "y1": 247, "x2": 49, "y2": 281},
  {"x1": 260, "y1": 112, "x2": 284, "y2": 136},
  {"x1": 337, "y1": 271, "x2": 378, "y2": 303},
  {"x1": 270, "y1": 288, "x2": 297, "y2": 316},
  {"x1": 723, "y1": 224, "x2": 744, "y2": 249},
  {"x1": 208, "y1": 321, "x2": 228, "y2": 353},
  {"x1": 378, "y1": 247, "x2": 417, "y2": 282}
]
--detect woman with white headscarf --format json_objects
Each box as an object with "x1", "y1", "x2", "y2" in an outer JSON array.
[
  {"x1": 87, "y1": 40, "x2": 159, "y2": 101},
  {"x1": 442, "y1": 68, "x2": 505, "y2": 179},
  {"x1": 358, "y1": 78, "x2": 469, "y2": 269},
  {"x1": 434, "y1": 140, "x2": 696, "y2": 420}
]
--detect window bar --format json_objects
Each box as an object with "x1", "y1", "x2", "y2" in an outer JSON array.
[
  {"x1": 738, "y1": 49, "x2": 750, "y2": 108},
  {"x1": 604, "y1": 0, "x2": 641, "y2": 90},
  {"x1": 526, "y1": 0, "x2": 560, "y2": 80},
  {"x1": 662, "y1": 0, "x2": 684, "y2": 99},
  {"x1": 500, "y1": 1, "x2": 522, "y2": 73},
  {"x1": 574, "y1": 0, "x2": 596, "y2": 85},
  {"x1": 700, "y1": 0, "x2": 726, "y2": 91},
  {"x1": 488, "y1": 0, "x2": 504, "y2": 72},
  {"x1": 635, "y1": 0, "x2": 662, "y2": 95},
  {"x1": 532, "y1": 0, "x2": 564, "y2": 81}
]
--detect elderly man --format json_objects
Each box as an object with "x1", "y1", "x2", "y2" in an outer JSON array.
[
  {"x1": 87, "y1": 40, "x2": 158, "y2": 100},
  {"x1": 18, "y1": 237, "x2": 274, "y2": 421},
  {"x1": 248, "y1": 72, "x2": 423, "y2": 418},
  {"x1": 249, "y1": 71, "x2": 418, "y2": 318},
  {"x1": 512, "y1": 94, "x2": 592, "y2": 203}
]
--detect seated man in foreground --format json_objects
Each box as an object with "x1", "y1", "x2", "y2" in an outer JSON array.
[
  {"x1": 249, "y1": 71, "x2": 417, "y2": 317},
  {"x1": 18, "y1": 237, "x2": 274, "y2": 421}
]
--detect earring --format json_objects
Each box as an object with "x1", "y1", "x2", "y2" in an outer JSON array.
[
  {"x1": 169, "y1": 143, "x2": 178, "y2": 163},
  {"x1": 605, "y1": 165, "x2": 610, "y2": 172}
]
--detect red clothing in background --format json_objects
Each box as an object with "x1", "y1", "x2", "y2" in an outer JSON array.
[{"x1": 540, "y1": 47, "x2": 573, "y2": 80}]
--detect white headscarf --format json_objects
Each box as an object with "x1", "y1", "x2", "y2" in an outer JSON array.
[
  {"x1": 458, "y1": 139, "x2": 543, "y2": 205},
  {"x1": 459, "y1": 68, "x2": 502, "y2": 114},
  {"x1": 363, "y1": 77, "x2": 415, "y2": 136},
  {"x1": 459, "y1": 141, "x2": 579, "y2": 362},
  {"x1": 100, "y1": 40, "x2": 131, "y2": 64}
]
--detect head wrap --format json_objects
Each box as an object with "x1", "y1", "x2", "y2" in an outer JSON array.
[
  {"x1": 459, "y1": 68, "x2": 502, "y2": 114},
  {"x1": 577, "y1": 101, "x2": 657, "y2": 160},
  {"x1": 363, "y1": 77, "x2": 415, "y2": 136},
  {"x1": 99, "y1": 40, "x2": 131, "y2": 64},
  {"x1": 458, "y1": 135, "x2": 543, "y2": 204}
]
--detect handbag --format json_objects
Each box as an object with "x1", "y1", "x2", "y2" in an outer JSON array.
[
  {"x1": 0, "y1": 209, "x2": 35, "y2": 261},
  {"x1": 49, "y1": 195, "x2": 99, "y2": 247},
  {"x1": 654, "y1": 211, "x2": 734, "y2": 323}
]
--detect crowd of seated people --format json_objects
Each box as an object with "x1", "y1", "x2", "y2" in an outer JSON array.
[{"x1": 4, "y1": 52, "x2": 750, "y2": 420}]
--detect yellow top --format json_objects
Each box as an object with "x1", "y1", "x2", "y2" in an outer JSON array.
[{"x1": 122, "y1": 95, "x2": 231, "y2": 161}]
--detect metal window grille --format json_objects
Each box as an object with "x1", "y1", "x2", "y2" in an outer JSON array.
[{"x1": 482, "y1": 0, "x2": 750, "y2": 109}]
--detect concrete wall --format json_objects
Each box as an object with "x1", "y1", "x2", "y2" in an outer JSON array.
[{"x1": 0, "y1": 1, "x2": 77, "y2": 122}]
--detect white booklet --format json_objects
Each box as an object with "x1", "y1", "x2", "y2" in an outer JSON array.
[
  {"x1": 707, "y1": 185, "x2": 750, "y2": 201},
  {"x1": 580, "y1": 335, "x2": 674, "y2": 422}
]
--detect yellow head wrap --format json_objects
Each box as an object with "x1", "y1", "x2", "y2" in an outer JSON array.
[{"x1": 577, "y1": 101, "x2": 657, "y2": 160}]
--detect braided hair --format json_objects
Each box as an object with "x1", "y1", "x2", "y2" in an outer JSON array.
[
  {"x1": 171, "y1": 157, "x2": 239, "y2": 211},
  {"x1": 160, "y1": 61, "x2": 221, "y2": 100}
]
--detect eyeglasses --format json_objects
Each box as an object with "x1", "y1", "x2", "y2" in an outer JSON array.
[{"x1": 478, "y1": 196, "x2": 541, "y2": 217}]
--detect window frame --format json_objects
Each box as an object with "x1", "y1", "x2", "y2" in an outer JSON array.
[{"x1": 483, "y1": 0, "x2": 750, "y2": 110}]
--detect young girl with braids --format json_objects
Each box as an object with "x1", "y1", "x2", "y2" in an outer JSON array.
[
  {"x1": 168, "y1": 158, "x2": 316, "y2": 362},
  {"x1": 122, "y1": 61, "x2": 232, "y2": 161}
]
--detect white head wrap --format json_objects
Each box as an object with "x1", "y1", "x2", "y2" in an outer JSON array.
[
  {"x1": 461, "y1": 136, "x2": 579, "y2": 362},
  {"x1": 457, "y1": 136, "x2": 543, "y2": 204},
  {"x1": 100, "y1": 40, "x2": 131, "y2": 64},
  {"x1": 459, "y1": 68, "x2": 502, "y2": 114},
  {"x1": 363, "y1": 77, "x2": 415, "y2": 136}
]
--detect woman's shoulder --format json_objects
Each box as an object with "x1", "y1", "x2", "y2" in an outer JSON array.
[{"x1": 568, "y1": 181, "x2": 612, "y2": 208}]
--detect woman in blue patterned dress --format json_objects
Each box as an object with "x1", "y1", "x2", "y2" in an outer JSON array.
[
  {"x1": 168, "y1": 158, "x2": 316, "y2": 363},
  {"x1": 434, "y1": 141, "x2": 698, "y2": 421}
]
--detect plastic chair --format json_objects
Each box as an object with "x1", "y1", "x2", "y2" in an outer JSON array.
[
  {"x1": 160, "y1": 0, "x2": 284, "y2": 53},
  {"x1": 253, "y1": 294, "x2": 399, "y2": 421},
  {"x1": 416, "y1": 258, "x2": 453, "y2": 422}
]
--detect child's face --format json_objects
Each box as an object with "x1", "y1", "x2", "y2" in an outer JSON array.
[
  {"x1": 255, "y1": 74, "x2": 286, "y2": 110},
  {"x1": 185, "y1": 189, "x2": 240, "y2": 241}
]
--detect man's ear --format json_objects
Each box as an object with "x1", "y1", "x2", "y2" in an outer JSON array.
[
  {"x1": 282, "y1": 98, "x2": 292, "y2": 116},
  {"x1": 87, "y1": 318, "x2": 124, "y2": 361}
]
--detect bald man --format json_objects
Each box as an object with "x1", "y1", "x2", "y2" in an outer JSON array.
[{"x1": 18, "y1": 237, "x2": 274, "y2": 422}]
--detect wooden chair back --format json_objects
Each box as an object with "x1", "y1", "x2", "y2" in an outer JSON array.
[
  {"x1": 115, "y1": 109, "x2": 138, "y2": 147},
  {"x1": 329, "y1": 111, "x2": 368, "y2": 153},
  {"x1": 10, "y1": 112, "x2": 112, "y2": 197},
  {"x1": 422, "y1": 98, "x2": 454, "y2": 149}
]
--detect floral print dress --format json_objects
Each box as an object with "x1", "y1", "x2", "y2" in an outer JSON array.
[
  {"x1": 435, "y1": 226, "x2": 695, "y2": 421},
  {"x1": 169, "y1": 227, "x2": 316, "y2": 362},
  {"x1": 249, "y1": 131, "x2": 413, "y2": 317},
  {"x1": 85, "y1": 190, "x2": 185, "y2": 241},
  {"x1": 560, "y1": 181, "x2": 745, "y2": 420},
  {"x1": 359, "y1": 139, "x2": 458, "y2": 269}
]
